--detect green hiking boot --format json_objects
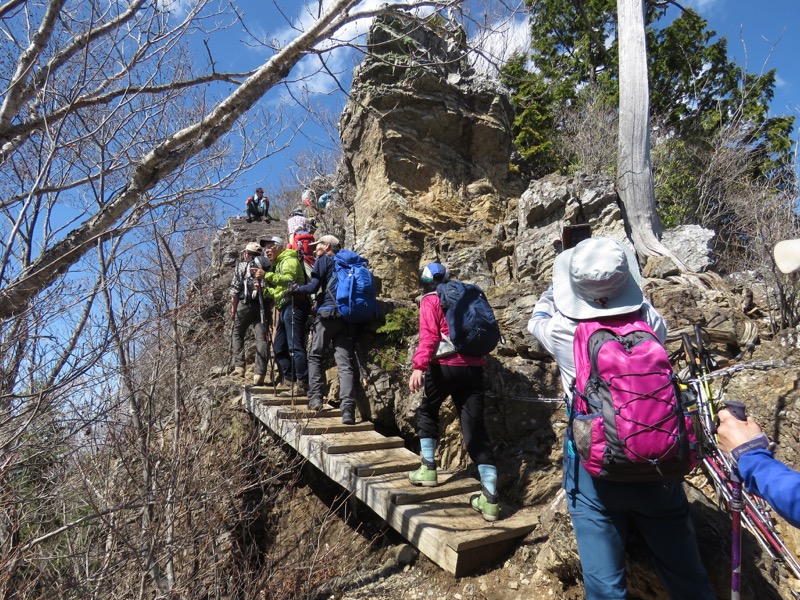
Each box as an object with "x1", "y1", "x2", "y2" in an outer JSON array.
[
  {"x1": 470, "y1": 490, "x2": 500, "y2": 522},
  {"x1": 408, "y1": 462, "x2": 438, "y2": 487}
]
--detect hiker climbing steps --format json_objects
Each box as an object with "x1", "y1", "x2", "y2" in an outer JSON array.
[{"x1": 242, "y1": 384, "x2": 536, "y2": 576}]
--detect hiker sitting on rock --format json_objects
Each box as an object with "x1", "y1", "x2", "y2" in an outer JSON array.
[
  {"x1": 527, "y1": 237, "x2": 714, "y2": 600},
  {"x1": 261, "y1": 236, "x2": 310, "y2": 394},
  {"x1": 407, "y1": 262, "x2": 500, "y2": 522},
  {"x1": 229, "y1": 242, "x2": 272, "y2": 384},
  {"x1": 245, "y1": 187, "x2": 271, "y2": 223}
]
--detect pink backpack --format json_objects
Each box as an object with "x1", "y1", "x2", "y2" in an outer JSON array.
[{"x1": 570, "y1": 314, "x2": 697, "y2": 481}]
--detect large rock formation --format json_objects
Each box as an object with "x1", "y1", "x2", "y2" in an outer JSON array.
[{"x1": 339, "y1": 13, "x2": 521, "y2": 299}]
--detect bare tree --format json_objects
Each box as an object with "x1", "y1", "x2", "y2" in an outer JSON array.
[
  {"x1": 616, "y1": 0, "x2": 687, "y2": 268},
  {"x1": 0, "y1": 0, "x2": 465, "y2": 320}
]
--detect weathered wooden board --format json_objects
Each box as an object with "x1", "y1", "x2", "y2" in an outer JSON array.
[{"x1": 316, "y1": 431, "x2": 405, "y2": 455}]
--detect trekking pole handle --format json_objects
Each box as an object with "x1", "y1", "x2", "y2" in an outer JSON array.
[{"x1": 724, "y1": 401, "x2": 747, "y2": 421}]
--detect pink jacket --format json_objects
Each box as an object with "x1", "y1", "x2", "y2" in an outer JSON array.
[{"x1": 411, "y1": 293, "x2": 485, "y2": 371}]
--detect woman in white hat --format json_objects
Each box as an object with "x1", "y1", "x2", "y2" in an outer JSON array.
[{"x1": 527, "y1": 237, "x2": 714, "y2": 600}]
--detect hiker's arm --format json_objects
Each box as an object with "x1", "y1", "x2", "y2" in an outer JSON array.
[
  {"x1": 641, "y1": 302, "x2": 667, "y2": 344},
  {"x1": 229, "y1": 264, "x2": 243, "y2": 318},
  {"x1": 717, "y1": 409, "x2": 800, "y2": 527},
  {"x1": 738, "y1": 450, "x2": 800, "y2": 528},
  {"x1": 295, "y1": 257, "x2": 327, "y2": 294},
  {"x1": 411, "y1": 295, "x2": 440, "y2": 373},
  {"x1": 263, "y1": 270, "x2": 293, "y2": 286},
  {"x1": 527, "y1": 287, "x2": 557, "y2": 354}
]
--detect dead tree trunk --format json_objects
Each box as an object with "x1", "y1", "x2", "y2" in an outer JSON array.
[{"x1": 616, "y1": 0, "x2": 689, "y2": 270}]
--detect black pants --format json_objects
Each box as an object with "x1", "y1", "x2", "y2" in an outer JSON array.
[{"x1": 416, "y1": 363, "x2": 494, "y2": 466}]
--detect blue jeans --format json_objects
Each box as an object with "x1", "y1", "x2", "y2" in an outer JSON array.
[
  {"x1": 273, "y1": 301, "x2": 309, "y2": 383},
  {"x1": 563, "y1": 453, "x2": 714, "y2": 600}
]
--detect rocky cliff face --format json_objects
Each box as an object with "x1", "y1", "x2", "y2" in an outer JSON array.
[
  {"x1": 324, "y1": 12, "x2": 800, "y2": 599},
  {"x1": 338, "y1": 13, "x2": 521, "y2": 300}
]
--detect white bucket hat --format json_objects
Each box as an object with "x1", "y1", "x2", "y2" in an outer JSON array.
[
  {"x1": 553, "y1": 237, "x2": 643, "y2": 320},
  {"x1": 774, "y1": 238, "x2": 800, "y2": 274}
]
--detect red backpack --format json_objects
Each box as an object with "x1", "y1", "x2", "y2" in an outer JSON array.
[
  {"x1": 289, "y1": 232, "x2": 315, "y2": 281},
  {"x1": 570, "y1": 313, "x2": 697, "y2": 481}
]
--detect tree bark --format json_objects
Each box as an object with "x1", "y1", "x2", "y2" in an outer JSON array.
[{"x1": 616, "y1": 0, "x2": 688, "y2": 270}]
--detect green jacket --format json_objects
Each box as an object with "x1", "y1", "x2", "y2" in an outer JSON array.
[{"x1": 263, "y1": 249, "x2": 304, "y2": 308}]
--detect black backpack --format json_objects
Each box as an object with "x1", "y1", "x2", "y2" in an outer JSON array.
[{"x1": 436, "y1": 281, "x2": 501, "y2": 357}]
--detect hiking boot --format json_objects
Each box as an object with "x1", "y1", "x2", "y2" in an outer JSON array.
[
  {"x1": 295, "y1": 381, "x2": 309, "y2": 395},
  {"x1": 470, "y1": 489, "x2": 500, "y2": 522},
  {"x1": 408, "y1": 461, "x2": 438, "y2": 487},
  {"x1": 341, "y1": 406, "x2": 355, "y2": 425},
  {"x1": 253, "y1": 374, "x2": 265, "y2": 386},
  {"x1": 307, "y1": 397, "x2": 323, "y2": 412},
  {"x1": 232, "y1": 366, "x2": 245, "y2": 377}
]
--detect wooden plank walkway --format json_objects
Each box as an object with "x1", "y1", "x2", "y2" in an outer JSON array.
[{"x1": 242, "y1": 385, "x2": 537, "y2": 576}]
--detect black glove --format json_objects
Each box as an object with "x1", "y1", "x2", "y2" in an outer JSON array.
[{"x1": 287, "y1": 282, "x2": 300, "y2": 293}]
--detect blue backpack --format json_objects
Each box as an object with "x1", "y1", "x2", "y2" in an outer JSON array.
[
  {"x1": 436, "y1": 281, "x2": 501, "y2": 356},
  {"x1": 331, "y1": 250, "x2": 378, "y2": 323}
]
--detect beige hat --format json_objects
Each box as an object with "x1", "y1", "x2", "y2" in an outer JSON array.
[
  {"x1": 310, "y1": 234, "x2": 341, "y2": 250},
  {"x1": 553, "y1": 237, "x2": 643, "y2": 320},
  {"x1": 244, "y1": 242, "x2": 262, "y2": 254},
  {"x1": 774, "y1": 239, "x2": 800, "y2": 274}
]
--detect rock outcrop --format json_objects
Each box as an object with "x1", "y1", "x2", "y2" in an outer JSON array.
[{"x1": 338, "y1": 13, "x2": 521, "y2": 300}]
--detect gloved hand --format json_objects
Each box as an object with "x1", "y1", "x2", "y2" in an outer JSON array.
[{"x1": 287, "y1": 281, "x2": 299, "y2": 293}]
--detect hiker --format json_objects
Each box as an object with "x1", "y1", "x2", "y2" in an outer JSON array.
[
  {"x1": 261, "y1": 236, "x2": 310, "y2": 394},
  {"x1": 717, "y1": 409, "x2": 800, "y2": 527},
  {"x1": 407, "y1": 263, "x2": 500, "y2": 522},
  {"x1": 527, "y1": 237, "x2": 714, "y2": 600},
  {"x1": 245, "y1": 187, "x2": 271, "y2": 223},
  {"x1": 229, "y1": 242, "x2": 272, "y2": 385},
  {"x1": 290, "y1": 235, "x2": 359, "y2": 424},
  {"x1": 287, "y1": 207, "x2": 310, "y2": 245}
]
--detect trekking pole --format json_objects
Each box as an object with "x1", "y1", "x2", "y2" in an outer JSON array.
[
  {"x1": 289, "y1": 293, "x2": 296, "y2": 408},
  {"x1": 723, "y1": 400, "x2": 747, "y2": 600},
  {"x1": 228, "y1": 318, "x2": 235, "y2": 372}
]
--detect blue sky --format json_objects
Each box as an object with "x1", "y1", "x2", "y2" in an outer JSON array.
[
  {"x1": 683, "y1": 0, "x2": 799, "y2": 118},
  {"x1": 206, "y1": 0, "x2": 800, "y2": 218}
]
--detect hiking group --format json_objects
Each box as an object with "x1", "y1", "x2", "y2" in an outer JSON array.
[
  {"x1": 230, "y1": 204, "x2": 378, "y2": 426},
  {"x1": 230, "y1": 197, "x2": 800, "y2": 596}
]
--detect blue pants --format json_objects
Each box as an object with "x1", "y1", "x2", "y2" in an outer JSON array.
[
  {"x1": 563, "y1": 454, "x2": 715, "y2": 600},
  {"x1": 273, "y1": 301, "x2": 309, "y2": 383}
]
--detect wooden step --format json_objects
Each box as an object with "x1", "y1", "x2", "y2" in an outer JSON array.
[
  {"x1": 275, "y1": 406, "x2": 341, "y2": 419},
  {"x1": 299, "y1": 418, "x2": 373, "y2": 435},
  {"x1": 317, "y1": 431, "x2": 405, "y2": 455}
]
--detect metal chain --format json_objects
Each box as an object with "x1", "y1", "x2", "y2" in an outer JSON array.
[{"x1": 694, "y1": 360, "x2": 795, "y2": 382}]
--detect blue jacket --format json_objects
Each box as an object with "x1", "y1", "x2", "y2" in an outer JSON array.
[
  {"x1": 738, "y1": 449, "x2": 800, "y2": 528},
  {"x1": 295, "y1": 253, "x2": 337, "y2": 315}
]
